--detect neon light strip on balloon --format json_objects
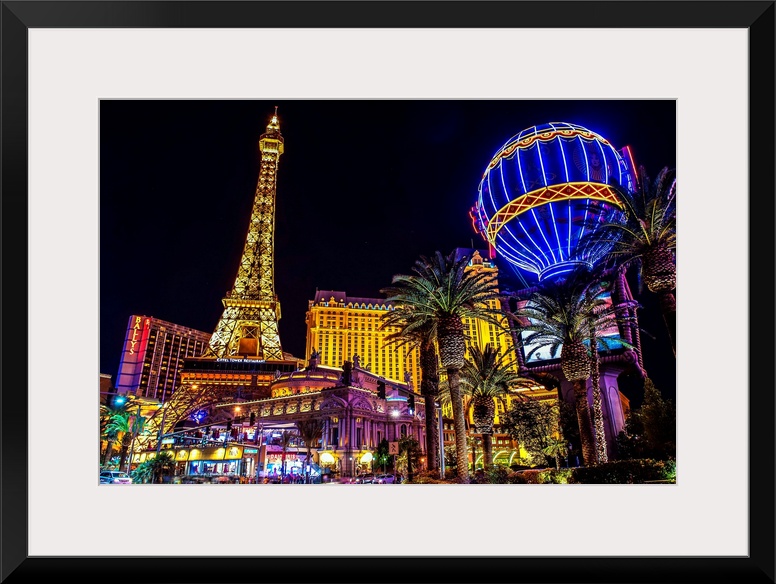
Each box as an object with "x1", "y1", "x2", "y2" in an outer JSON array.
[
  {"x1": 595, "y1": 138, "x2": 609, "y2": 184},
  {"x1": 495, "y1": 223, "x2": 548, "y2": 269},
  {"x1": 483, "y1": 128, "x2": 610, "y2": 176},
  {"x1": 484, "y1": 182, "x2": 624, "y2": 245},
  {"x1": 536, "y1": 140, "x2": 549, "y2": 187},
  {"x1": 530, "y1": 207, "x2": 558, "y2": 264}
]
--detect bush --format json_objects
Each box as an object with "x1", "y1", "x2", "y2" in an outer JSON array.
[
  {"x1": 520, "y1": 469, "x2": 542, "y2": 484},
  {"x1": 538, "y1": 468, "x2": 574, "y2": 484},
  {"x1": 506, "y1": 471, "x2": 527, "y2": 484},
  {"x1": 485, "y1": 466, "x2": 510, "y2": 484},
  {"x1": 571, "y1": 459, "x2": 674, "y2": 484}
]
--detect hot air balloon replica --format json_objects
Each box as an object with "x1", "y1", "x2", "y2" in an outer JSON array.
[
  {"x1": 471, "y1": 122, "x2": 644, "y2": 460},
  {"x1": 471, "y1": 122, "x2": 636, "y2": 285}
]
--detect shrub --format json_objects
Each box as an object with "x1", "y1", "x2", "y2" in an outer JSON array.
[
  {"x1": 506, "y1": 471, "x2": 528, "y2": 484},
  {"x1": 571, "y1": 459, "x2": 673, "y2": 484},
  {"x1": 485, "y1": 466, "x2": 510, "y2": 484},
  {"x1": 520, "y1": 469, "x2": 542, "y2": 484},
  {"x1": 538, "y1": 468, "x2": 574, "y2": 484}
]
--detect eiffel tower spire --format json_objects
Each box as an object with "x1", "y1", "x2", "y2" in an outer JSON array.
[{"x1": 205, "y1": 110, "x2": 285, "y2": 360}]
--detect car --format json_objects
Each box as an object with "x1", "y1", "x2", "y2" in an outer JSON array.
[
  {"x1": 100, "y1": 470, "x2": 132, "y2": 484},
  {"x1": 354, "y1": 473, "x2": 375, "y2": 484},
  {"x1": 374, "y1": 474, "x2": 395, "y2": 484}
]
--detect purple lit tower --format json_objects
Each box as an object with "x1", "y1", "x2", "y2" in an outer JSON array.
[{"x1": 471, "y1": 122, "x2": 645, "y2": 460}]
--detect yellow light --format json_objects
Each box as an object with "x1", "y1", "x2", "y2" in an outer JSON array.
[
  {"x1": 360, "y1": 452, "x2": 373, "y2": 463},
  {"x1": 320, "y1": 452, "x2": 335, "y2": 464}
]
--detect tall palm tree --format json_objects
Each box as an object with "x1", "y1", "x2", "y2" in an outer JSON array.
[
  {"x1": 585, "y1": 166, "x2": 677, "y2": 355},
  {"x1": 510, "y1": 272, "x2": 632, "y2": 466},
  {"x1": 382, "y1": 250, "x2": 505, "y2": 483},
  {"x1": 459, "y1": 344, "x2": 535, "y2": 469},
  {"x1": 279, "y1": 430, "x2": 295, "y2": 479},
  {"x1": 296, "y1": 419, "x2": 325, "y2": 483},
  {"x1": 380, "y1": 311, "x2": 440, "y2": 471}
]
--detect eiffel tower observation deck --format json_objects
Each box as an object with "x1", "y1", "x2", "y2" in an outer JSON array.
[{"x1": 133, "y1": 110, "x2": 303, "y2": 454}]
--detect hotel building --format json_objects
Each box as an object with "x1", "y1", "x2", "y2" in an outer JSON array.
[{"x1": 114, "y1": 315, "x2": 212, "y2": 402}]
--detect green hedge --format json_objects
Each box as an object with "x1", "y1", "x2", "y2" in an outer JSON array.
[{"x1": 570, "y1": 459, "x2": 675, "y2": 484}]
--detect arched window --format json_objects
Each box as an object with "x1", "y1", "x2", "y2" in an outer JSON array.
[{"x1": 400, "y1": 424, "x2": 407, "y2": 437}]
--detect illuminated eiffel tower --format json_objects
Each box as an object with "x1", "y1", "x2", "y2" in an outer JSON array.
[
  {"x1": 133, "y1": 110, "x2": 301, "y2": 454},
  {"x1": 206, "y1": 108, "x2": 285, "y2": 360}
]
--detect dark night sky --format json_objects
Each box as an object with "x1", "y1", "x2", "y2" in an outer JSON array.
[{"x1": 100, "y1": 99, "x2": 676, "y2": 405}]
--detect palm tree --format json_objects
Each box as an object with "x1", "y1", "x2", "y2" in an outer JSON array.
[
  {"x1": 382, "y1": 250, "x2": 505, "y2": 483},
  {"x1": 584, "y1": 166, "x2": 677, "y2": 355},
  {"x1": 380, "y1": 311, "x2": 440, "y2": 471},
  {"x1": 105, "y1": 411, "x2": 132, "y2": 469},
  {"x1": 459, "y1": 344, "x2": 535, "y2": 469},
  {"x1": 542, "y1": 436, "x2": 568, "y2": 470},
  {"x1": 296, "y1": 419, "x2": 325, "y2": 483},
  {"x1": 100, "y1": 401, "x2": 128, "y2": 465},
  {"x1": 279, "y1": 430, "x2": 295, "y2": 479},
  {"x1": 150, "y1": 451, "x2": 176, "y2": 484},
  {"x1": 510, "y1": 272, "x2": 631, "y2": 466}
]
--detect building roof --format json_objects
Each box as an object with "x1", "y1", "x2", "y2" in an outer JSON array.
[{"x1": 311, "y1": 290, "x2": 395, "y2": 308}]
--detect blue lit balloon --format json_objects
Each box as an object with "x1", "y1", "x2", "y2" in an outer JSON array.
[{"x1": 471, "y1": 122, "x2": 634, "y2": 283}]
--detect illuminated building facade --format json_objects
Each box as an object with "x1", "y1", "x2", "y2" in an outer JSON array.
[
  {"x1": 148, "y1": 354, "x2": 425, "y2": 479},
  {"x1": 305, "y1": 290, "x2": 422, "y2": 390},
  {"x1": 114, "y1": 314, "x2": 211, "y2": 401}
]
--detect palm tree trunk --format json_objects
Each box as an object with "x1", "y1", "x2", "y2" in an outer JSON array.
[
  {"x1": 659, "y1": 290, "x2": 677, "y2": 358},
  {"x1": 589, "y1": 316, "x2": 608, "y2": 464},
  {"x1": 447, "y1": 368, "x2": 470, "y2": 483},
  {"x1": 423, "y1": 394, "x2": 438, "y2": 472},
  {"x1": 420, "y1": 341, "x2": 439, "y2": 471},
  {"x1": 482, "y1": 433, "x2": 493, "y2": 469},
  {"x1": 103, "y1": 440, "x2": 115, "y2": 465},
  {"x1": 572, "y1": 380, "x2": 596, "y2": 466},
  {"x1": 590, "y1": 359, "x2": 608, "y2": 464}
]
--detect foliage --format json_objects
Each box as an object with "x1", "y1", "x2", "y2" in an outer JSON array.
[
  {"x1": 542, "y1": 436, "x2": 569, "y2": 470},
  {"x1": 502, "y1": 398, "x2": 559, "y2": 466},
  {"x1": 588, "y1": 166, "x2": 677, "y2": 294},
  {"x1": 616, "y1": 378, "x2": 676, "y2": 460},
  {"x1": 131, "y1": 451, "x2": 176, "y2": 484},
  {"x1": 570, "y1": 459, "x2": 674, "y2": 484},
  {"x1": 374, "y1": 439, "x2": 392, "y2": 473},
  {"x1": 537, "y1": 468, "x2": 574, "y2": 484},
  {"x1": 508, "y1": 270, "x2": 632, "y2": 371},
  {"x1": 398, "y1": 436, "x2": 422, "y2": 481}
]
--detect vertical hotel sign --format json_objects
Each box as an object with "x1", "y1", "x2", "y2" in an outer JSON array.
[{"x1": 115, "y1": 315, "x2": 152, "y2": 394}]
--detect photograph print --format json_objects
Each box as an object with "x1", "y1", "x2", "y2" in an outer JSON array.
[{"x1": 99, "y1": 99, "x2": 676, "y2": 487}]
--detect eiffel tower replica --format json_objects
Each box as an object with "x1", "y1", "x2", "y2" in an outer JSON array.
[{"x1": 134, "y1": 109, "x2": 302, "y2": 453}]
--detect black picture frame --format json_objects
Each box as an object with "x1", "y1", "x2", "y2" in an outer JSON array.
[{"x1": 1, "y1": 2, "x2": 773, "y2": 583}]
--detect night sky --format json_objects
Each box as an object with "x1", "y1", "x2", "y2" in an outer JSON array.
[{"x1": 100, "y1": 99, "x2": 676, "y2": 405}]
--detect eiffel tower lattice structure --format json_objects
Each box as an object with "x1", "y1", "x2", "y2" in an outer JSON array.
[{"x1": 133, "y1": 110, "x2": 302, "y2": 456}]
